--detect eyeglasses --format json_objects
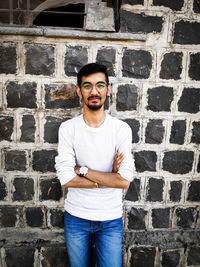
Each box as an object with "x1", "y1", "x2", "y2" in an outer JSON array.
[{"x1": 81, "y1": 82, "x2": 107, "y2": 92}]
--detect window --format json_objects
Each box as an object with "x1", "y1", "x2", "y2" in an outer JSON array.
[
  {"x1": 0, "y1": 0, "x2": 118, "y2": 32},
  {"x1": 0, "y1": 0, "x2": 86, "y2": 29},
  {"x1": 33, "y1": 4, "x2": 85, "y2": 28}
]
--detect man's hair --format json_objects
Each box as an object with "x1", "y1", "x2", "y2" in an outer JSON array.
[{"x1": 77, "y1": 63, "x2": 109, "y2": 87}]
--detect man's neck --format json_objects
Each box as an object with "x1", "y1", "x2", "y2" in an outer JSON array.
[{"x1": 83, "y1": 107, "x2": 106, "y2": 128}]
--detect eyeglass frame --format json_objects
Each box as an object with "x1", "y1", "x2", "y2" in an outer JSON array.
[{"x1": 80, "y1": 81, "x2": 108, "y2": 92}]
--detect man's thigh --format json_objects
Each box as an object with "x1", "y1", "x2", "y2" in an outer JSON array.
[
  {"x1": 64, "y1": 211, "x2": 92, "y2": 267},
  {"x1": 94, "y1": 217, "x2": 123, "y2": 267}
]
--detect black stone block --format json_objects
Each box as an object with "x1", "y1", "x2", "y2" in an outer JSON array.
[
  {"x1": 147, "y1": 178, "x2": 164, "y2": 202},
  {"x1": 120, "y1": 10, "x2": 163, "y2": 33},
  {"x1": 187, "y1": 181, "x2": 200, "y2": 201},
  {"x1": 45, "y1": 83, "x2": 79, "y2": 109},
  {"x1": 40, "y1": 178, "x2": 62, "y2": 201},
  {"x1": 173, "y1": 20, "x2": 200, "y2": 44},
  {"x1": 96, "y1": 48, "x2": 116, "y2": 76},
  {"x1": 170, "y1": 120, "x2": 186, "y2": 145},
  {"x1": 32, "y1": 150, "x2": 57, "y2": 173},
  {"x1": 116, "y1": 84, "x2": 138, "y2": 111},
  {"x1": 153, "y1": 0, "x2": 184, "y2": 11},
  {"x1": 0, "y1": 44, "x2": 16, "y2": 74},
  {"x1": 125, "y1": 178, "x2": 140, "y2": 201},
  {"x1": 147, "y1": 86, "x2": 173, "y2": 112},
  {"x1": 44, "y1": 116, "x2": 67, "y2": 143},
  {"x1": 64, "y1": 46, "x2": 88, "y2": 76},
  {"x1": 127, "y1": 207, "x2": 147, "y2": 230},
  {"x1": 163, "y1": 151, "x2": 194, "y2": 174},
  {"x1": 178, "y1": 88, "x2": 200, "y2": 113},
  {"x1": 189, "y1": 53, "x2": 200, "y2": 81},
  {"x1": 121, "y1": 0, "x2": 144, "y2": 4},
  {"x1": 123, "y1": 119, "x2": 140, "y2": 143},
  {"x1": 152, "y1": 208, "x2": 170, "y2": 228},
  {"x1": 5, "y1": 150, "x2": 27, "y2": 171},
  {"x1": 6, "y1": 81, "x2": 37, "y2": 108},
  {"x1": 41, "y1": 246, "x2": 69, "y2": 267},
  {"x1": 176, "y1": 208, "x2": 197, "y2": 229},
  {"x1": 20, "y1": 115, "x2": 35, "y2": 142},
  {"x1": 122, "y1": 49, "x2": 152, "y2": 78},
  {"x1": 49, "y1": 208, "x2": 64, "y2": 228},
  {"x1": 169, "y1": 181, "x2": 182, "y2": 202},
  {"x1": 13, "y1": 177, "x2": 34, "y2": 201},
  {"x1": 176, "y1": 207, "x2": 196, "y2": 229},
  {"x1": 0, "y1": 177, "x2": 7, "y2": 200},
  {"x1": 130, "y1": 247, "x2": 156, "y2": 267},
  {"x1": 0, "y1": 116, "x2": 14, "y2": 141},
  {"x1": 134, "y1": 151, "x2": 157, "y2": 172},
  {"x1": 0, "y1": 206, "x2": 18, "y2": 227},
  {"x1": 145, "y1": 119, "x2": 164, "y2": 144},
  {"x1": 160, "y1": 52, "x2": 183, "y2": 80},
  {"x1": 25, "y1": 45, "x2": 55, "y2": 75},
  {"x1": 193, "y1": 0, "x2": 200, "y2": 13},
  {"x1": 25, "y1": 207, "x2": 44, "y2": 227},
  {"x1": 187, "y1": 246, "x2": 200, "y2": 266},
  {"x1": 5, "y1": 247, "x2": 35, "y2": 267},
  {"x1": 161, "y1": 251, "x2": 180, "y2": 267},
  {"x1": 191, "y1": 121, "x2": 200, "y2": 144}
]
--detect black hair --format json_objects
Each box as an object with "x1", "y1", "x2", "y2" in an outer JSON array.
[{"x1": 77, "y1": 63, "x2": 109, "y2": 87}]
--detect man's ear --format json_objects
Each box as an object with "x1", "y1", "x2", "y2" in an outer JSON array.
[
  {"x1": 107, "y1": 84, "x2": 111, "y2": 96},
  {"x1": 76, "y1": 86, "x2": 82, "y2": 98}
]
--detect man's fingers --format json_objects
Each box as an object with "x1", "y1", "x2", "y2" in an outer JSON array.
[
  {"x1": 113, "y1": 152, "x2": 124, "y2": 173},
  {"x1": 114, "y1": 152, "x2": 118, "y2": 161},
  {"x1": 116, "y1": 165, "x2": 120, "y2": 171},
  {"x1": 118, "y1": 159, "x2": 123, "y2": 165},
  {"x1": 115, "y1": 153, "x2": 124, "y2": 168},
  {"x1": 116, "y1": 153, "x2": 124, "y2": 161}
]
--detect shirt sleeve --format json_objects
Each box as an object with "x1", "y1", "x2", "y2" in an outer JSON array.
[
  {"x1": 55, "y1": 122, "x2": 76, "y2": 186},
  {"x1": 117, "y1": 122, "x2": 135, "y2": 182}
]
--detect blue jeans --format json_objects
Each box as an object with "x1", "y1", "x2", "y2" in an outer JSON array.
[{"x1": 64, "y1": 211, "x2": 123, "y2": 267}]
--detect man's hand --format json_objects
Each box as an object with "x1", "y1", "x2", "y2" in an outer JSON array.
[
  {"x1": 74, "y1": 166, "x2": 80, "y2": 175},
  {"x1": 112, "y1": 152, "x2": 124, "y2": 173},
  {"x1": 70, "y1": 152, "x2": 129, "y2": 189},
  {"x1": 74, "y1": 151, "x2": 124, "y2": 176}
]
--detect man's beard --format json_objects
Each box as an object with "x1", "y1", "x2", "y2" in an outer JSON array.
[
  {"x1": 86, "y1": 103, "x2": 103, "y2": 110},
  {"x1": 86, "y1": 96, "x2": 103, "y2": 110}
]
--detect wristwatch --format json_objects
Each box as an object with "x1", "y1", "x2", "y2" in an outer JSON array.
[{"x1": 79, "y1": 166, "x2": 88, "y2": 177}]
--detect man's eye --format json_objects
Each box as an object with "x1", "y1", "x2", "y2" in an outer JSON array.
[
  {"x1": 83, "y1": 84, "x2": 91, "y2": 89},
  {"x1": 97, "y1": 83, "x2": 106, "y2": 88}
]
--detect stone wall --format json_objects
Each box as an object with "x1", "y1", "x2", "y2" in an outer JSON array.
[{"x1": 0, "y1": 0, "x2": 200, "y2": 266}]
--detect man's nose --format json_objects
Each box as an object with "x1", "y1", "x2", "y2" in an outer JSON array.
[{"x1": 90, "y1": 85, "x2": 99, "y2": 94}]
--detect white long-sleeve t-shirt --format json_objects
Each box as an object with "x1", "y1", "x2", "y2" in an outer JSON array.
[{"x1": 55, "y1": 114, "x2": 134, "y2": 221}]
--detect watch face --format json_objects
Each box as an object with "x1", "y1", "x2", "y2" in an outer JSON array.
[{"x1": 80, "y1": 167, "x2": 88, "y2": 176}]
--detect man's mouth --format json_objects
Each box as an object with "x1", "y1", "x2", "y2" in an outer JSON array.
[{"x1": 88, "y1": 96, "x2": 101, "y2": 101}]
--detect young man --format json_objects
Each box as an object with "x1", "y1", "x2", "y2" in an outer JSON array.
[{"x1": 55, "y1": 63, "x2": 133, "y2": 267}]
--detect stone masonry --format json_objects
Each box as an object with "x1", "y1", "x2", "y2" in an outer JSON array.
[{"x1": 0, "y1": 0, "x2": 200, "y2": 266}]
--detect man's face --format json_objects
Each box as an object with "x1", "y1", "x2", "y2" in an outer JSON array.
[{"x1": 76, "y1": 72, "x2": 111, "y2": 111}]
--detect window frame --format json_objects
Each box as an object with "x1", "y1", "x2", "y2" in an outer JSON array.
[{"x1": 0, "y1": 0, "x2": 87, "y2": 28}]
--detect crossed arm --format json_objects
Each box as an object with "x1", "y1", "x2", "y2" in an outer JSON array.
[{"x1": 62, "y1": 152, "x2": 130, "y2": 189}]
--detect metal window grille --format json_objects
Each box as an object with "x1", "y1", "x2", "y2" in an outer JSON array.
[{"x1": 0, "y1": 0, "x2": 86, "y2": 28}]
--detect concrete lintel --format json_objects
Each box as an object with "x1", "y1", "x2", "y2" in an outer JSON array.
[
  {"x1": 0, "y1": 26, "x2": 146, "y2": 41},
  {"x1": 0, "y1": 26, "x2": 44, "y2": 36},
  {"x1": 0, "y1": 229, "x2": 65, "y2": 246}
]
